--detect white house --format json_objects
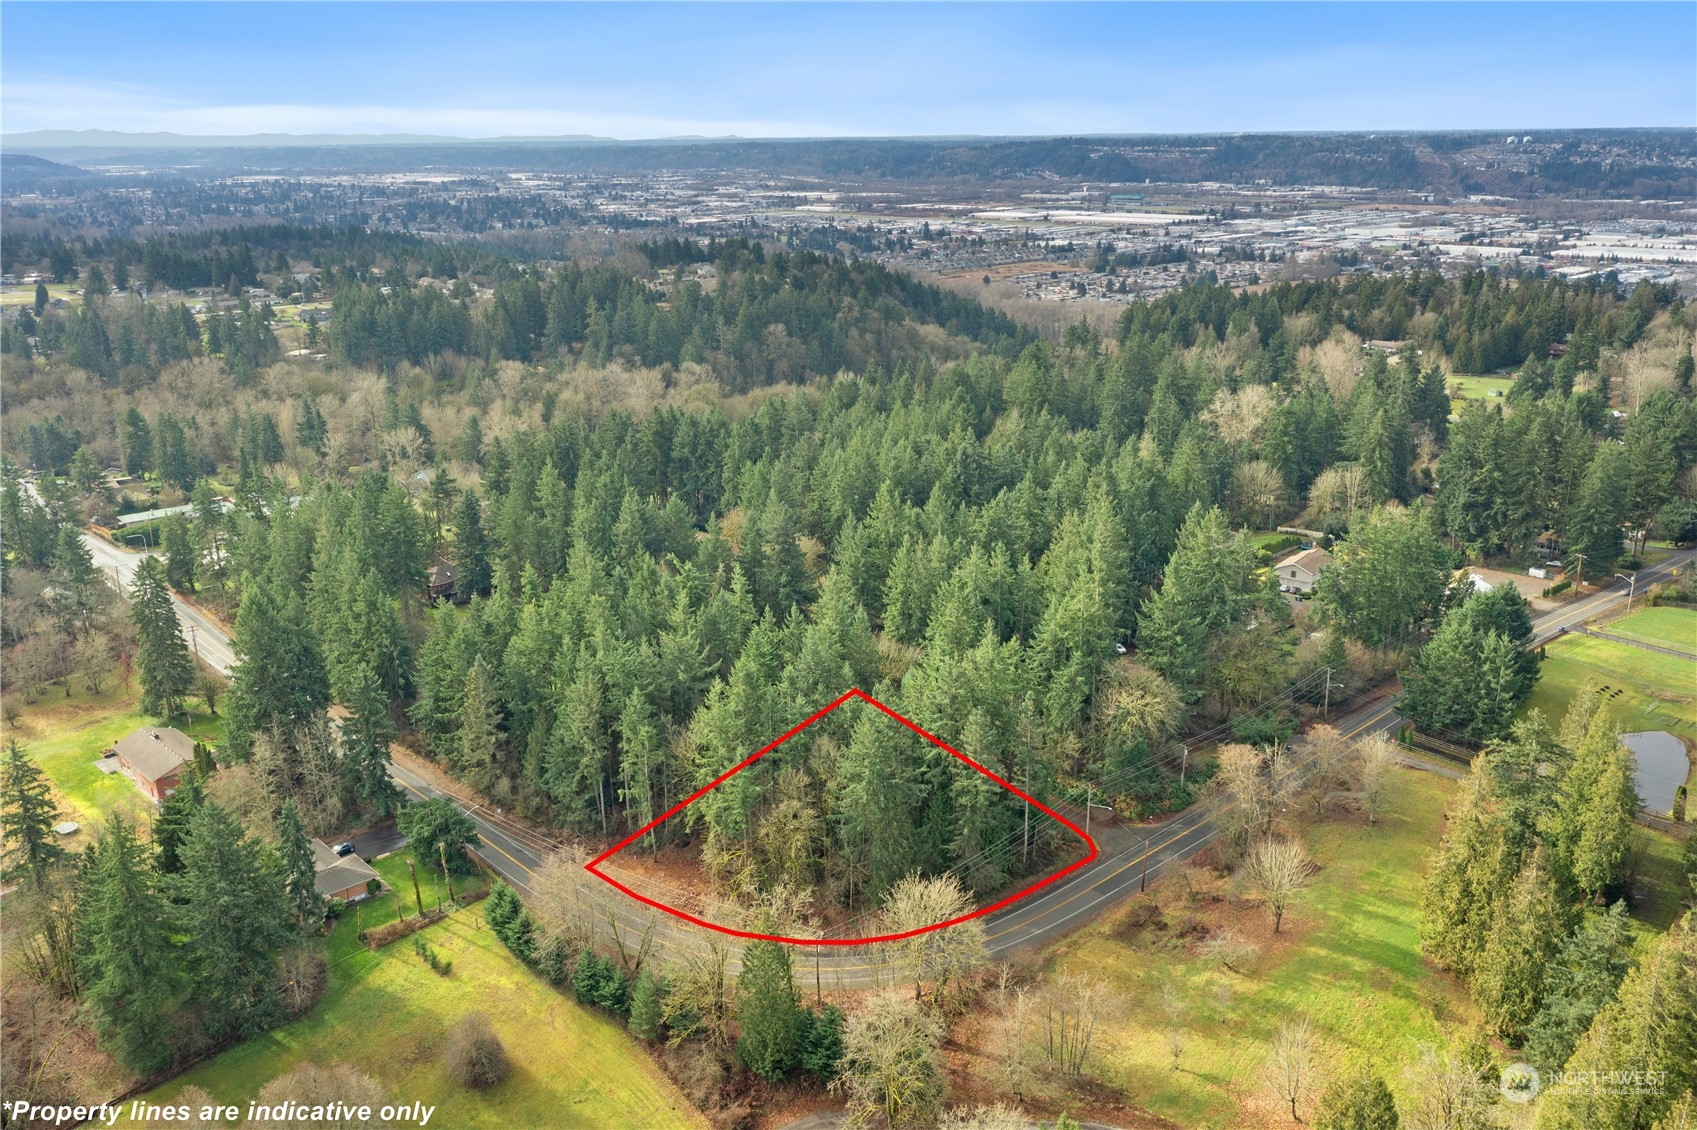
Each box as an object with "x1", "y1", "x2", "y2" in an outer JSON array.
[{"x1": 1279, "y1": 546, "x2": 1333, "y2": 594}]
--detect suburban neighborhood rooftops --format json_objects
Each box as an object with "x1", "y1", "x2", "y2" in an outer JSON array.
[
  {"x1": 311, "y1": 838, "x2": 380, "y2": 899},
  {"x1": 112, "y1": 727, "x2": 195, "y2": 782}
]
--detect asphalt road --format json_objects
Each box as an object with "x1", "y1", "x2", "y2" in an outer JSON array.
[
  {"x1": 92, "y1": 532, "x2": 1692, "y2": 984},
  {"x1": 82, "y1": 533, "x2": 238, "y2": 674}
]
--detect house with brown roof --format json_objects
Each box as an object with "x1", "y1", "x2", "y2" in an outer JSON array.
[
  {"x1": 312, "y1": 839, "x2": 381, "y2": 902},
  {"x1": 110, "y1": 727, "x2": 194, "y2": 802},
  {"x1": 1278, "y1": 546, "x2": 1334, "y2": 594}
]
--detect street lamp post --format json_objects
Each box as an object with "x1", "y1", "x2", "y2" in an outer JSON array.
[{"x1": 1615, "y1": 573, "x2": 1638, "y2": 614}]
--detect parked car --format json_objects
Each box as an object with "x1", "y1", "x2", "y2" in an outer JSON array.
[{"x1": 334, "y1": 841, "x2": 356, "y2": 857}]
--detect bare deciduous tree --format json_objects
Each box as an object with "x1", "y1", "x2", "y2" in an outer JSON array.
[
  {"x1": 1400, "y1": 1039, "x2": 1498, "y2": 1130},
  {"x1": 1242, "y1": 836, "x2": 1313, "y2": 934},
  {"x1": 1214, "y1": 743, "x2": 1269, "y2": 854},
  {"x1": 1037, "y1": 971, "x2": 1117, "y2": 1078},
  {"x1": 1161, "y1": 983, "x2": 1188, "y2": 1072},
  {"x1": 1264, "y1": 1013, "x2": 1319, "y2": 1124},
  {"x1": 1348, "y1": 733, "x2": 1398, "y2": 826},
  {"x1": 938, "y1": 1103, "x2": 1027, "y2": 1130},
  {"x1": 243, "y1": 1062, "x2": 388, "y2": 1128},
  {"x1": 879, "y1": 872, "x2": 987, "y2": 1006},
  {"x1": 1198, "y1": 928, "x2": 1263, "y2": 975},
  {"x1": 832, "y1": 990, "x2": 945, "y2": 1129}
]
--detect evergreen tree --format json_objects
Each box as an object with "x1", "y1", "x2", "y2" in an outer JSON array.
[
  {"x1": 484, "y1": 881, "x2": 536, "y2": 960},
  {"x1": 1401, "y1": 591, "x2": 1537, "y2": 743},
  {"x1": 1535, "y1": 914, "x2": 1697, "y2": 1130},
  {"x1": 1473, "y1": 845, "x2": 1568, "y2": 1040},
  {"x1": 628, "y1": 966, "x2": 664, "y2": 1042},
  {"x1": 1313, "y1": 505, "x2": 1451, "y2": 648},
  {"x1": 454, "y1": 655, "x2": 503, "y2": 790},
  {"x1": 1313, "y1": 1063, "x2": 1400, "y2": 1130},
  {"x1": 275, "y1": 799, "x2": 325, "y2": 927},
  {"x1": 343, "y1": 662, "x2": 401, "y2": 817},
  {"x1": 802, "y1": 1004, "x2": 847, "y2": 1081},
  {"x1": 451, "y1": 489, "x2": 492, "y2": 597},
  {"x1": 1, "y1": 739, "x2": 65, "y2": 887},
  {"x1": 162, "y1": 513, "x2": 196, "y2": 592},
  {"x1": 174, "y1": 801, "x2": 292, "y2": 1042},
  {"x1": 396, "y1": 798, "x2": 476, "y2": 874},
  {"x1": 131, "y1": 555, "x2": 196, "y2": 721},
  {"x1": 1137, "y1": 503, "x2": 1260, "y2": 700},
  {"x1": 225, "y1": 579, "x2": 330, "y2": 760},
  {"x1": 1523, "y1": 902, "x2": 1634, "y2": 1074},
  {"x1": 1563, "y1": 444, "x2": 1627, "y2": 574},
  {"x1": 78, "y1": 812, "x2": 177, "y2": 1072},
  {"x1": 152, "y1": 770, "x2": 204, "y2": 874},
  {"x1": 736, "y1": 936, "x2": 806, "y2": 1081},
  {"x1": 121, "y1": 407, "x2": 153, "y2": 475}
]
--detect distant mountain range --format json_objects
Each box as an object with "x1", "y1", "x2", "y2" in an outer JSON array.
[
  {"x1": 4, "y1": 130, "x2": 659, "y2": 149},
  {"x1": 0, "y1": 152, "x2": 88, "y2": 181}
]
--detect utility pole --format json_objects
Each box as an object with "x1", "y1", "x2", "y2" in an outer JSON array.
[
  {"x1": 1022, "y1": 766, "x2": 1031, "y2": 864},
  {"x1": 815, "y1": 941, "x2": 823, "y2": 1006},
  {"x1": 1084, "y1": 783, "x2": 1092, "y2": 841},
  {"x1": 1141, "y1": 836, "x2": 1151, "y2": 892},
  {"x1": 1180, "y1": 745, "x2": 1189, "y2": 788},
  {"x1": 1572, "y1": 553, "x2": 1587, "y2": 591},
  {"x1": 409, "y1": 858, "x2": 425, "y2": 916},
  {"x1": 1323, "y1": 666, "x2": 1332, "y2": 718}
]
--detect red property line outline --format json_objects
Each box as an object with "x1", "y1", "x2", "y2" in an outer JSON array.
[{"x1": 585, "y1": 687, "x2": 1100, "y2": 946}]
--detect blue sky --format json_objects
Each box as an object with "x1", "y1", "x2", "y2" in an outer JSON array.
[{"x1": 3, "y1": 3, "x2": 1691, "y2": 138}]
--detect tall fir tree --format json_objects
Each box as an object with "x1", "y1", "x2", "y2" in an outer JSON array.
[
  {"x1": 174, "y1": 801, "x2": 292, "y2": 1041},
  {"x1": 1, "y1": 739, "x2": 65, "y2": 887},
  {"x1": 1472, "y1": 845, "x2": 1569, "y2": 1039},
  {"x1": 77, "y1": 812, "x2": 177, "y2": 1073},
  {"x1": 225, "y1": 579, "x2": 330, "y2": 760},
  {"x1": 130, "y1": 555, "x2": 196, "y2": 722},
  {"x1": 736, "y1": 936, "x2": 806, "y2": 1081},
  {"x1": 275, "y1": 799, "x2": 325, "y2": 927}
]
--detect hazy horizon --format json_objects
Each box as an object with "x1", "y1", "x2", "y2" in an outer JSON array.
[{"x1": 3, "y1": 2, "x2": 1691, "y2": 141}]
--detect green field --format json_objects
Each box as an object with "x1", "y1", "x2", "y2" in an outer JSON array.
[
  {"x1": 1603, "y1": 606, "x2": 1697, "y2": 656},
  {"x1": 131, "y1": 911, "x2": 704, "y2": 1129},
  {"x1": 1526, "y1": 631, "x2": 1697, "y2": 741},
  {"x1": 8, "y1": 679, "x2": 225, "y2": 840},
  {"x1": 1446, "y1": 376, "x2": 1514, "y2": 411},
  {"x1": 0, "y1": 282, "x2": 77, "y2": 307},
  {"x1": 1033, "y1": 769, "x2": 1475, "y2": 1128}
]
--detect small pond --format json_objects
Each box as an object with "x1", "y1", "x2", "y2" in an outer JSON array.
[{"x1": 1622, "y1": 731, "x2": 1691, "y2": 816}]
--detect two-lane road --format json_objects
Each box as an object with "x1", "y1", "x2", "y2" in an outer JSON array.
[{"x1": 82, "y1": 532, "x2": 238, "y2": 674}]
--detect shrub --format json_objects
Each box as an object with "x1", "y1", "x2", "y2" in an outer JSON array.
[
  {"x1": 413, "y1": 935, "x2": 452, "y2": 976},
  {"x1": 572, "y1": 949, "x2": 630, "y2": 1017},
  {"x1": 532, "y1": 931, "x2": 572, "y2": 985},
  {"x1": 628, "y1": 966, "x2": 664, "y2": 1042},
  {"x1": 802, "y1": 1004, "x2": 846, "y2": 1081},
  {"x1": 443, "y1": 1012, "x2": 509, "y2": 1090},
  {"x1": 484, "y1": 881, "x2": 536, "y2": 961}
]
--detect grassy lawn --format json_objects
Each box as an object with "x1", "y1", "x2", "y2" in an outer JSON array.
[
  {"x1": 1604, "y1": 606, "x2": 1697, "y2": 655},
  {"x1": 0, "y1": 282, "x2": 78, "y2": 307},
  {"x1": 1525, "y1": 633, "x2": 1697, "y2": 741},
  {"x1": 1026, "y1": 768, "x2": 1476, "y2": 1128},
  {"x1": 1446, "y1": 375, "x2": 1514, "y2": 413},
  {"x1": 6, "y1": 676, "x2": 225, "y2": 841},
  {"x1": 131, "y1": 911, "x2": 704, "y2": 1129}
]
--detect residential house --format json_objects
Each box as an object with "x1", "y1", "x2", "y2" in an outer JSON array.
[
  {"x1": 312, "y1": 839, "x2": 381, "y2": 902},
  {"x1": 426, "y1": 561, "x2": 458, "y2": 600},
  {"x1": 111, "y1": 727, "x2": 194, "y2": 802},
  {"x1": 1279, "y1": 546, "x2": 1334, "y2": 594}
]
